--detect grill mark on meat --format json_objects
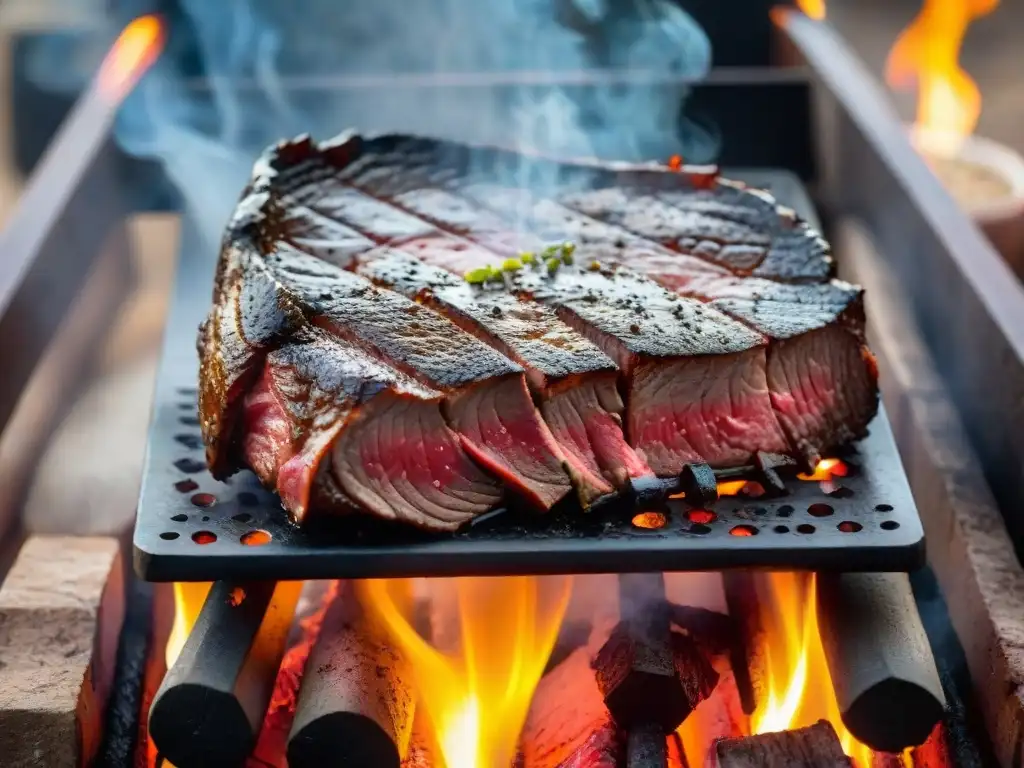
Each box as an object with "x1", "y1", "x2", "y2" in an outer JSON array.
[
  {"x1": 242, "y1": 331, "x2": 502, "y2": 529},
  {"x1": 561, "y1": 183, "x2": 834, "y2": 282}
]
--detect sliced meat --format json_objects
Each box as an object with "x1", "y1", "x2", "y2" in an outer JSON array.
[
  {"x1": 203, "y1": 132, "x2": 882, "y2": 527},
  {"x1": 678, "y1": 275, "x2": 878, "y2": 464},
  {"x1": 355, "y1": 247, "x2": 652, "y2": 501},
  {"x1": 513, "y1": 266, "x2": 789, "y2": 472},
  {"x1": 241, "y1": 331, "x2": 502, "y2": 530},
  {"x1": 263, "y1": 246, "x2": 575, "y2": 509},
  {"x1": 198, "y1": 239, "x2": 305, "y2": 477}
]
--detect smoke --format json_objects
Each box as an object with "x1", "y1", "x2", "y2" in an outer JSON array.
[{"x1": 40, "y1": 0, "x2": 715, "y2": 247}]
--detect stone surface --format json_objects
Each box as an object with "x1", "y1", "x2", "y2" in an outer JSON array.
[
  {"x1": 838, "y1": 220, "x2": 1024, "y2": 767},
  {"x1": 0, "y1": 536, "x2": 124, "y2": 768}
]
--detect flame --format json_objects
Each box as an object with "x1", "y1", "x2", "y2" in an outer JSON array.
[
  {"x1": 749, "y1": 573, "x2": 881, "y2": 768},
  {"x1": 797, "y1": 458, "x2": 848, "y2": 482},
  {"x1": 885, "y1": 0, "x2": 1000, "y2": 156},
  {"x1": 166, "y1": 582, "x2": 211, "y2": 667},
  {"x1": 797, "y1": 0, "x2": 826, "y2": 20},
  {"x1": 360, "y1": 576, "x2": 572, "y2": 768},
  {"x1": 96, "y1": 14, "x2": 166, "y2": 102}
]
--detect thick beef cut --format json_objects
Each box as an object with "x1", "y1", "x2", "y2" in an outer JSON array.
[{"x1": 200, "y1": 132, "x2": 880, "y2": 529}]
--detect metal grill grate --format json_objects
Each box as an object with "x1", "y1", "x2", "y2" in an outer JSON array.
[{"x1": 132, "y1": 167, "x2": 925, "y2": 581}]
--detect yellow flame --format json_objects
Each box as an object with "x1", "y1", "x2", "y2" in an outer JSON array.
[
  {"x1": 797, "y1": 457, "x2": 847, "y2": 482},
  {"x1": 96, "y1": 14, "x2": 165, "y2": 101},
  {"x1": 360, "y1": 576, "x2": 572, "y2": 768},
  {"x1": 885, "y1": 0, "x2": 1000, "y2": 156},
  {"x1": 797, "y1": 0, "x2": 826, "y2": 20},
  {"x1": 749, "y1": 573, "x2": 881, "y2": 768},
  {"x1": 166, "y1": 582, "x2": 211, "y2": 667}
]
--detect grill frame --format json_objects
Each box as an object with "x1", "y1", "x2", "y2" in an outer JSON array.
[{"x1": 132, "y1": 164, "x2": 924, "y2": 581}]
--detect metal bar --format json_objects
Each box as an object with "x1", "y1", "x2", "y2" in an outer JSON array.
[
  {"x1": 0, "y1": 79, "x2": 129, "y2": 438},
  {"x1": 816, "y1": 572, "x2": 944, "y2": 753}
]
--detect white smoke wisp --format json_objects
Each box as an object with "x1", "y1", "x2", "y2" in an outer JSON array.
[{"x1": 111, "y1": 0, "x2": 715, "y2": 248}]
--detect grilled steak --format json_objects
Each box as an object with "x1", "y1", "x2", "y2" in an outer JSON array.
[{"x1": 199, "y1": 132, "x2": 879, "y2": 530}]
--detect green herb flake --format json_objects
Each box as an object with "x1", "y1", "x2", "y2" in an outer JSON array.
[
  {"x1": 464, "y1": 266, "x2": 493, "y2": 284},
  {"x1": 502, "y1": 258, "x2": 523, "y2": 272}
]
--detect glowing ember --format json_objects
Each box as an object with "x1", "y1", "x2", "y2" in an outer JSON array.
[
  {"x1": 668, "y1": 154, "x2": 684, "y2": 171},
  {"x1": 797, "y1": 458, "x2": 848, "y2": 482},
  {"x1": 360, "y1": 576, "x2": 572, "y2": 768},
  {"x1": 249, "y1": 582, "x2": 339, "y2": 767},
  {"x1": 749, "y1": 573, "x2": 892, "y2": 768},
  {"x1": 229, "y1": 587, "x2": 247, "y2": 607},
  {"x1": 632, "y1": 511, "x2": 668, "y2": 529},
  {"x1": 797, "y1": 0, "x2": 826, "y2": 20},
  {"x1": 688, "y1": 509, "x2": 716, "y2": 524},
  {"x1": 885, "y1": 0, "x2": 1000, "y2": 157},
  {"x1": 96, "y1": 15, "x2": 165, "y2": 102}
]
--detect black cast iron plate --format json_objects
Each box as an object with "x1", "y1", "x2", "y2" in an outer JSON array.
[{"x1": 133, "y1": 168, "x2": 925, "y2": 581}]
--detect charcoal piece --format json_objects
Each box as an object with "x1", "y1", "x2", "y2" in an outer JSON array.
[
  {"x1": 816, "y1": 572, "x2": 944, "y2": 753},
  {"x1": 667, "y1": 604, "x2": 737, "y2": 657},
  {"x1": 594, "y1": 574, "x2": 719, "y2": 731},
  {"x1": 679, "y1": 463, "x2": 718, "y2": 506},
  {"x1": 627, "y1": 722, "x2": 668, "y2": 767},
  {"x1": 721, "y1": 571, "x2": 765, "y2": 715},
  {"x1": 287, "y1": 583, "x2": 415, "y2": 768},
  {"x1": 706, "y1": 720, "x2": 852, "y2": 768},
  {"x1": 149, "y1": 581, "x2": 284, "y2": 768}
]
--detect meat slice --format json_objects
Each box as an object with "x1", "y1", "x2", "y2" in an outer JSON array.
[
  {"x1": 355, "y1": 247, "x2": 652, "y2": 501},
  {"x1": 513, "y1": 266, "x2": 789, "y2": 473},
  {"x1": 560, "y1": 182, "x2": 834, "y2": 282},
  {"x1": 198, "y1": 240, "x2": 306, "y2": 477},
  {"x1": 262, "y1": 246, "x2": 575, "y2": 509},
  {"x1": 242, "y1": 331, "x2": 503, "y2": 529},
  {"x1": 679, "y1": 275, "x2": 879, "y2": 464}
]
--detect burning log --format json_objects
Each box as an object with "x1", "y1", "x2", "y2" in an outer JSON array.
[
  {"x1": 149, "y1": 580, "x2": 299, "y2": 768},
  {"x1": 594, "y1": 574, "x2": 719, "y2": 732},
  {"x1": 816, "y1": 573, "x2": 945, "y2": 753},
  {"x1": 720, "y1": 571, "x2": 764, "y2": 715},
  {"x1": 521, "y1": 645, "x2": 623, "y2": 767},
  {"x1": 705, "y1": 720, "x2": 852, "y2": 768},
  {"x1": 286, "y1": 582, "x2": 415, "y2": 768}
]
